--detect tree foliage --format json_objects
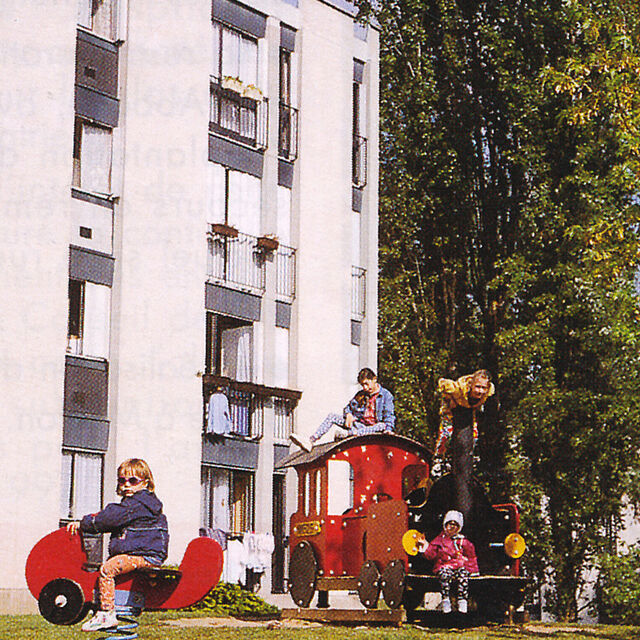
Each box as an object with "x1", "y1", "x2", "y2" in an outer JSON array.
[{"x1": 372, "y1": 0, "x2": 640, "y2": 619}]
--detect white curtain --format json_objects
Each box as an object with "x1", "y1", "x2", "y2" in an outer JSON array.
[
  {"x1": 82, "y1": 282, "x2": 110, "y2": 358},
  {"x1": 273, "y1": 327, "x2": 289, "y2": 388},
  {"x1": 227, "y1": 170, "x2": 261, "y2": 236},
  {"x1": 239, "y1": 37, "x2": 258, "y2": 86},
  {"x1": 276, "y1": 186, "x2": 291, "y2": 245},
  {"x1": 221, "y1": 325, "x2": 253, "y2": 382},
  {"x1": 207, "y1": 162, "x2": 226, "y2": 224},
  {"x1": 73, "y1": 453, "x2": 102, "y2": 518},
  {"x1": 212, "y1": 22, "x2": 221, "y2": 76},
  {"x1": 206, "y1": 469, "x2": 230, "y2": 532},
  {"x1": 77, "y1": 0, "x2": 92, "y2": 28},
  {"x1": 236, "y1": 328, "x2": 252, "y2": 382},
  {"x1": 92, "y1": 0, "x2": 114, "y2": 40},
  {"x1": 81, "y1": 123, "x2": 112, "y2": 194},
  {"x1": 221, "y1": 28, "x2": 240, "y2": 79},
  {"x1": 60, "y1": 452, "x2": 73, "y2": 520}
]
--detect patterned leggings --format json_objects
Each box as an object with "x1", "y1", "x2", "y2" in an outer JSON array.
[
  {"x1": 99, "y1": 554, "x2": 155, "y2": 611},
  {"x1": 311, "y1": 413, "x2": 391, "y2": 442},
  {"x1": 438, "y1": 566, "x2": 470, "y2": 600}
]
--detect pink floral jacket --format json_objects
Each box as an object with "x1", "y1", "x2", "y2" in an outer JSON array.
[{"x1": 423, "y1": 532, "x2": 479, "y2": 574}]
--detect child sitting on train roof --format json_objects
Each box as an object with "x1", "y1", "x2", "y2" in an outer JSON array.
[
  {"x1": 417, "y1": 510, "x2": 478, "y2": 614},
  {"x1": 290, "y1": 368, "x2": 395, "y2": 452}
]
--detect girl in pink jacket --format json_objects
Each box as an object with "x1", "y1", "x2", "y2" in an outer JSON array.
[{"x1": 418, "y1": 510, "x2": 478, "y2": 613}]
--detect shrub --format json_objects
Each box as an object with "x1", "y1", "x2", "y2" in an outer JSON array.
[
  {"x1": 598, "y1": 547, "x2": 640, "y2": 625},
  {"x1": 188, "y1": 581, "x2": 280, "y2": 618}
]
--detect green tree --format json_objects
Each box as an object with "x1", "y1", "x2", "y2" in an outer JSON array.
[{"x1": 372, "y1": 0, "x2": 640, "y2": 620}]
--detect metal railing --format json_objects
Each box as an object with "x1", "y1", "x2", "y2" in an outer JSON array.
[
  {"x1": 351, "y1": 266, "x2": 366, "y2": 321},
  {"x1": 278, "y1": 102, "x2": 299, "y2": 161},
  {"x1": 352, "y1": 134, "x2": 367, "y2": 187},
  {"x1": 203, "y1": 375, "x2": 302, "y2": 441},
  {"x1": 209, "y1": 76, "x2": 268, "y2": 150},
  {"x1": 207, "y1": 226, "x2": 266, "y2": 294},
  {"x1": 275, "y1": 244, "x2": 296, "y2": 302},
  {"x1": 274, "y1": 398, "x2": 295, "y2": 443}
]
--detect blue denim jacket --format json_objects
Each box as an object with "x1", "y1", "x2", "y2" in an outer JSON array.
[{"x1": 343, "y1": 386, "x2": 395, "y2": 431}]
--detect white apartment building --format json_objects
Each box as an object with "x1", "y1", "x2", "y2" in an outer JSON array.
[{"x1": 1, "y1": 0, "x2": 379, "y2": 613}]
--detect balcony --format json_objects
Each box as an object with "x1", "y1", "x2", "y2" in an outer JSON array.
[
  {"x1": 278, "y1": 102, "x2": 299, "y2": 161},
  {"x1": 203, "y1": 374, "x2": 302, "y2": 441},
  {"x1": 207, "y1": 225, "x2": 266, "y2": 294},
  {"x1": 352, "y1": 134, "x2": 367, "y2": 188},
  {"x1": 209, "y1": 76, "x2": 268, "y2": 150},
  {"x1": 351, "y1": 266, "x2": 366, "y2": 321},
  {"x1": 275, "y1": 244, "x2": 296, "y2": 303}
]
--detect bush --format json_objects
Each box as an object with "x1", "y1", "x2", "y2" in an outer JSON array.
[
  {"x1": 187, "y1": 581, "x2": 280, "y2": 618},
  {"x1": 598, "y1": 547, "x2": 640, "y2": 625}
]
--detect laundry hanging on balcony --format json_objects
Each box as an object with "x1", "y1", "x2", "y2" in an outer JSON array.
[{"x1": 207, "y1": 390, "x2": 233, "y2": 435}]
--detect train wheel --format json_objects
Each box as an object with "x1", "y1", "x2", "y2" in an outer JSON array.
[
  {"x1": 380, "y1": 559, "x2": 405, "y2": 609},
  {"x1": 288, "y1": 541, "x2": 318, "y2": 608},
  {"x1": 38, "y1": 578, "x2": 87, "y2": 625},
  {"x1": 357, "y1": 560, "x2": 381, "y2": 609}
]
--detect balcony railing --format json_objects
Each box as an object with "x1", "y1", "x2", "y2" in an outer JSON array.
[
  {"x1": 203, "y1": 374, "x2": 302, "y2": 441},
  {"x1": 278, "y1": 102, "x2": 299, "y2": 161},
  {"x1": 275, "y1": 244, "x2": 296, "y2": 302},
  {"x1": 351, "y1": 266, "x2": 366, "y2": 321},
  {"x1": 352, "y1": 134, "x2": 367, "y2": 188},
  {"x1": 209, "y1": 76, "x2": 268, "y2": 150},
  {"x1": 207, "y1": 226, "x2": 266, "y2": 294}
]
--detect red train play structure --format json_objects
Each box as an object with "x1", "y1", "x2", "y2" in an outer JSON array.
[
  {"x1": 277, "y1": 432, "x2": 527, "y2": 619},
  {"x1": 25, "y1": 527, "x2": 223, "y2": 626}
]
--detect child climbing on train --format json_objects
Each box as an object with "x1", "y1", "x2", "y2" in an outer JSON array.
[
  {"x1": 418, "y1": 510, "x2": 478, "y2": 614},
  {"x1": 66, "y1": 458, "x2": 169, "y2": 632}
]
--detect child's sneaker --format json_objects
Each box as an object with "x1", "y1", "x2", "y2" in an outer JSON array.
[
  {"x1": 333, "y1": 427, "x2": 351, "y2": 440},
  {"x1": 441, "y1": 598, "x2": 452, "y2": 614},
  {"x1": 81, "y1": 610, "x2": 118, "y2": 632},
  {"x1": 289, "y1": 433, "x2": 312, "y2": 452},
  {"x1": 458, "y1": 599, "x2": 468, "y2": 613}
]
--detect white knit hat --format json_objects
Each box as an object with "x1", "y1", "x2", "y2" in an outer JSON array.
[{"x1": 443, "y1": 510, "x2": 464, "y2": 530}]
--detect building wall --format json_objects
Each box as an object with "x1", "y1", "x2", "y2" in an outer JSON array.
[
  {"x1": 0, "y1": 1, "x2": 77, "y2": 613},
  {"x1": 0, "y1": 0, "x2": 379, "y2": 612}
]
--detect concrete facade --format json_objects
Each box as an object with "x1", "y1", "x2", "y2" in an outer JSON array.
[{"x1": 0, "y1": 0, "x2": 379, "y2": 614}]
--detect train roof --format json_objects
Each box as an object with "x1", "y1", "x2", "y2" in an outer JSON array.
[{"x1": 275, "y1": 432, "x2": 432, "y2": 470}]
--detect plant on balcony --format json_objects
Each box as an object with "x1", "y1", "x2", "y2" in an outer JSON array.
[
  {"x1": 242, "y1": 84, "x2": 264, "y2": 101},
  {"x1": 257, "y1": 235, "x2": 279, "y2": 252},
  {"x1": 221, "y1": 75, "x2": 244, "y2": 93},
  {"x1": 209, "y1": 222, "x2": 239, "y2": 238}
]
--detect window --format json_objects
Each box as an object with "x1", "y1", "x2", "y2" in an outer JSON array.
[
  {"x1": 201, "y1": 467, "x2": 254, "y2": 534},
  {"x1": 67, "y1": 279, "x2": 111, "y2": 359},
  {"x1": 352, "y1": 62, "x2": 367, "y2": 187},
  {"x1": 327, "y1": 460, "x2": 353, "y2": 515},
  {"x1": 77, "y1": 0, "x2": 117, "y2": 40},
  {"x1": 208, "y1": 164, "x2": 261, "y2": 235},
  {"x1": 60, "y1": 449, "x2": 103, "y2": 521},
  {"x1": 73, "y1": 118, "x2": 113, "y2": 195},
  {"x1": 212, "y1": 22, "x2": 258, "y2": 86},
  {"x1": 278, "y1": 48, "x2": 298, "y2": 160},
  {"x1": 205, "y1": 313, "x2": 253, "y2": 381}
]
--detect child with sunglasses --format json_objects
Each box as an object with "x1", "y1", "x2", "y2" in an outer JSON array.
[{"x1": 66, "y1": 458, "x2": 169, "y2": 632}]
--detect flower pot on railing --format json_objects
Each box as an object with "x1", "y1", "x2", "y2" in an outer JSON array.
[
  {"x1": 257, "y1": 235, "x2": 279, "y2": 252},
  {"x1": 221, "y1": 76, "x2": 244, "y2": 94},
  {"x1": 242, "y1": 84, "x2": 264, "y2": 101},
  {"x1": 209, "y1": 223, "x2": 239, "y2": 238}
]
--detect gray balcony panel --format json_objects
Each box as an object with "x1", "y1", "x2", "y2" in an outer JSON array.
[
  {"x1": 278, "y1": 159, "x2": 294, "y2": 188},
  {"x1": 274, "y1": 444, "x2": 291, "y2": 472},
  {"x1": 212, "y1": 0, "x2": 266, "y2": 38},
  {"x1": 76, "y1": 30, "x2": 118, "y2": 98},
  {"x1": 205, "y1": 283, "x2": 261, "y2": 321},
  {"x1": 75, "y1": 85, "x2": 119, "y2": 128},
  {"x1": 69, "y1": 245, "x2": 115, "y2": 286},
  {"x1": 280, "y1": 24, "x2": 296, "y2": 51},
  {"x1": 64, "y1": 356, "x2": 108, "y2": 419},
  {"x1": 209, "y1": 136, "x2": 263, "y2": 178},
  {"x1": 352, "y1": 186, "x2": 363, "y2": 212},
  {"x1": 71, "y1": 188, "x2": 114, "y2": 209},
  {"x1": 276, "y1": 301, "x2": 292, "y2": 329},
  {"x1": 63, "y1": 416, "x2": 110, "y2": 451},
  {"x1": 202, "y1": 436, "x2": 259, "y2": 470},
  {"x1": 351, "y1": 319, "x2": 362, "y2": 346}
]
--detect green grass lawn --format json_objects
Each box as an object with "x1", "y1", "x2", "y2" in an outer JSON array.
[{"x1": 2, "y1": 613, "x2": 640, "y2": 640}]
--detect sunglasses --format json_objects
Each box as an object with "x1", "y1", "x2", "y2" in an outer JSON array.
[{"x1": 117, "y1": 476, "x2": 144, "y2": 486}]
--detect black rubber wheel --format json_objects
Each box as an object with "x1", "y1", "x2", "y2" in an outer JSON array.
[
  {"x1": 380, "y1": 559, "x2": 405, "y2": 609},
  {"x1": 357, "y1": 560, "x2": 381, "y2": 609},
  {"x1": 38, "y1": 578, "x2": 87, "y2": 625},
  {"x1": 288, "y1": 541, "x2": 318, "y2": 608}
]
